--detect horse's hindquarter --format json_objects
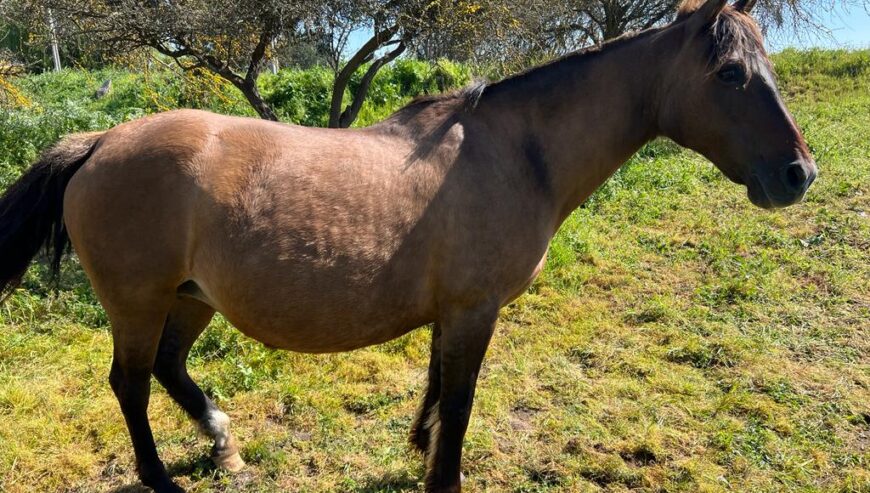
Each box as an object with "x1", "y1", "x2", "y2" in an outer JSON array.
[{"x1": 191, "y1": 121, "x2": 447, "y2": 352}]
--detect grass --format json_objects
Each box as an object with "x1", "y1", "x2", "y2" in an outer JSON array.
[{"x1": 1, "y1": 49, "x2": 868, "y2": 492}]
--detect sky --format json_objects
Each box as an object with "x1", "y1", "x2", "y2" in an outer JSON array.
[{"x1": 767, "y1": 3, "x2": 870, "y2": 51}]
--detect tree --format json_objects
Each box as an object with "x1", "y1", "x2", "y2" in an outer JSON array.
[
  {"x1": 562, "y1": 0, "x2": 680, "y2": 44},
  {"x1": 1, "y1": 18, "x2": 72, "y2": 72},
  {"x1": 550, "y1": 0, "x2": 870, "y2": 46},
  {"x1": 414, "y1": 0, "x2": 870, "y2": 69},
  {"x1": 2, "y1": 0, "x2": 477, "y2": 127},
  {"x1": 319, "y1": 0, "x2": 447, "y2": 128},
  {"x1": 6, "y1": 0, "x2": 317, "y2": 120},
  {"x1": 407, "y1": 0, "x2": 569, "y2": 74}
]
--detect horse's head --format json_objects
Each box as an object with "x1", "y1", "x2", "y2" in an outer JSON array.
[{"x1": 657, "y1": 0, "x2": 817, "y2": 209}]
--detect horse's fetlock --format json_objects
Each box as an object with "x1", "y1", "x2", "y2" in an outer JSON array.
[
  {"x1": 199, "y1": 408, "x2": 231, "y2": 442},
  {"x1": 424, "y1": 471, "x2": 461, "y2": 493}
]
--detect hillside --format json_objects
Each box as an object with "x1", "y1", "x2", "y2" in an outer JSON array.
[{"x1": 0, "y1": 49, "x2": 868, "y2": 492}]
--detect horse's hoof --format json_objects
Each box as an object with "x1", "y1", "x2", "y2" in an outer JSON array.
[{"x1": 213, "y1": 450, "x2": 246, "y2": 472}]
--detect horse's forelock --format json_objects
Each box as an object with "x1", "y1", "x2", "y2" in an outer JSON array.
[
  {"x1": 708, "y1": 8, "x2": 766, "y2": 71},
  {"x1": 676, "y1": 1, "x2": 766, "y2": 71}
]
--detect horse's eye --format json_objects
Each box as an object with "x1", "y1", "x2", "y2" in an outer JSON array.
[{"x1": 717, "y1": 64, "x2": 747, "y2": 85}]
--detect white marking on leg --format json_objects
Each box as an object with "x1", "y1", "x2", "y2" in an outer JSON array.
[{"x1": 199, "y1": 408, "x2": 232, "y2": 450}]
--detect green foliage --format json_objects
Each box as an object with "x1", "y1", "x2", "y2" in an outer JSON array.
[
  {"x1": 775, "y1": 48, "x2": 870, "y2": 80},
  {"x1": 390, "y1": 59, "x2": 473, "y2": 97},
  {"x1": 0, "y1": 59, "x2": 473, "y2": 185},
  {"x1": 261, "y1": 66, "x2": 334, "y2": 127},
  {"x1": 0, "y1": 101, "x2": 120, "y2": 187}
]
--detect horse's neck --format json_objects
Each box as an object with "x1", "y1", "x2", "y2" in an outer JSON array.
[{"x1": 477, "y1": 27, "x2": 671, "y2": 223}]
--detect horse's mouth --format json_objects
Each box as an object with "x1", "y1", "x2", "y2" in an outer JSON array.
[
  {"x1": 747, "y1": 173, "x2": 805, "y2": 210},
  {"x1": 745, "y1": 174, "x2": 771, "y2": 209}
]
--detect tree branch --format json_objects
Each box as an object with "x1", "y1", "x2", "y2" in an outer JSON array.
[
  {"x1": 338, "y1": 40, "x2": 406, "y2": 128},
  {"x1": 328, "y1": 23, "x2": 401, "y2": 128}
]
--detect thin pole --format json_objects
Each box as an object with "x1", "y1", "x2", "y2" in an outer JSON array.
[
  {"x1": 47, "y1": 8, "x2": 62, "y2": 72},
  {"x1": 269, "y1": 39, "x2": 279, "y2": 74}
]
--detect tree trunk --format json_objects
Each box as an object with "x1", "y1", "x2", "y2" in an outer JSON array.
[
  {"x1": 47, "y1": 9, "x2": 62, "y2": 71},
  {"x1": 238, "y1": 79, "x2": 278, "y2": 121},
  {"x1": 329, "y1": 62, "x2": 356, "y2": 128},
  {"x1": 329, "y1": 25, "x2": 401, "y2": 128},
  {"x1": 602, "y1": 1, "x2": 626, "y2": 40},
  {"x1": 338, "y1": 42, "x2": 406, "y2": 128},
  {"x1": 269, "y1": 40, "x2": 279, "y2": 75}
]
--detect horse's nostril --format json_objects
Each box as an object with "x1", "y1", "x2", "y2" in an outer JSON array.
[{"x1": 785, "y1": 164, "x2": 807, "y2": 191}]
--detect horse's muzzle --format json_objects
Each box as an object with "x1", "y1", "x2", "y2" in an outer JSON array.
[{"x1": 748, "y1": 159, "x2": 818, "y2": 210}]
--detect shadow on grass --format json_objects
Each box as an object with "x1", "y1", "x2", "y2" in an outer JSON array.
[
  {"x1": 106, "y1": 455, "x2": 218, "y2": 493},
  {"x1": 106, "y1": 457, "x2": 421, "y2": 492},
  {"x1": 106, "y1": 486, "x2": 151, "y2": 493},
  {"x1": 165, "y1": 453, "x2": 218, "y2": 479},
  {"x1": 351, "y1": 470, "x2": 422, "y2": 493}
]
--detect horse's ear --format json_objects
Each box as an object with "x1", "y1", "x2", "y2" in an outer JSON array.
[
  {"x1": 679, "y1": 0, "x2": 727, "y2": 30},
  {"x1": 694, "y1": 0, "x2": 728, "y2": 23},
  {"x1": 735, "y1": 0, "x2": 758, "y2": 13}
]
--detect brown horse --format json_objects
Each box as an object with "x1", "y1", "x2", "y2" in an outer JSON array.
[{"x1": 0, "y1": 1, "x2": 816, "y2": 491}]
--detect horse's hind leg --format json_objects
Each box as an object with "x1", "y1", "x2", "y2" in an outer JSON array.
[
  {"x1": 152, "y1": 297, "x2": 245, "y2": 472},
  {"x1": 410, "y1": 323, "x2": 442, "y2": 454},
  {"x1": 104, "y1": 294, "x2": 182, "y2": 493},
  {"x1": 425, "y1": 304, "x2": 498, "y2": 493}
]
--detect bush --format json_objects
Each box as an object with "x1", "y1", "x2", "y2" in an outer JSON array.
[
  {"x1": 775, "y1": 48, "x2": 870, "y2": 81},
  {"x1": 261, "y1": 66, "x2": 334, "y2": 126},
  {"x1": 389, "y1": 59, "x2": 473, "y2": 96},
  {"x1": 0, "y1": 101, "x2": 121, "y2": 186}
]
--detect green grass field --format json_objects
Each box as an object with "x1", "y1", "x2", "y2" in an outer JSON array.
[{"x1": 0, "y1": 50, "x2": 868, "y2": 492}]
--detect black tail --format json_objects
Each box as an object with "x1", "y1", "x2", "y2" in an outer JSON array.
[{"x1": 0, "y1": 132, "x2": 103, "y2": 299}]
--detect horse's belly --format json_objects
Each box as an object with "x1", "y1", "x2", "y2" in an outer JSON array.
[
  {"x1": 224, "y1": 307, "x2": 425, "y2": 354},
  {"x1": 195, "y1": 255, "x2": 435, "y2": 353}
]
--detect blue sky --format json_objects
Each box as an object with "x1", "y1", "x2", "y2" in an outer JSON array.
[{"x1": 768, "y1": 4, "x2": 870, "y2": 50}]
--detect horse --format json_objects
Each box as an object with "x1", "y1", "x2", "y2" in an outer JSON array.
[{"x1": 0, "y1": 1, "x2": 816, "y2": 491}]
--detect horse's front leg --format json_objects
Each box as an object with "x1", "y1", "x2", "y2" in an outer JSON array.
[{"x1": 424, "y1": 303, "x2": 498, "y2": 493}]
